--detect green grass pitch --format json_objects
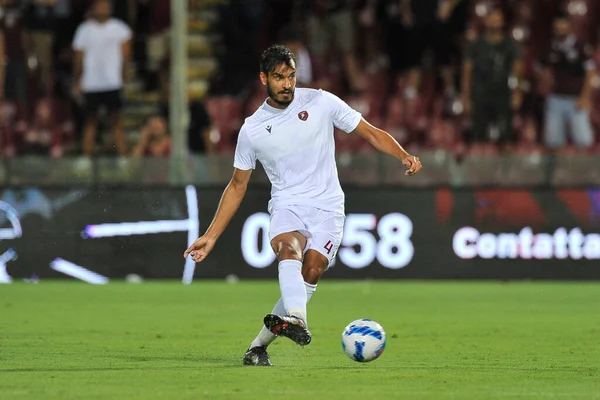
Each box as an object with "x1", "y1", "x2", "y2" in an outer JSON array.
[{"x1": 1, "y1": 281, "x2": 600, "y2": 399}]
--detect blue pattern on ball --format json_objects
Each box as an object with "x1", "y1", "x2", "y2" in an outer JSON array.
[
  {"x1": 344, "y1": 325, "x2": 383, "y2": 340},
  {"x1": 354, "y1": 341, "x2": 365, "y2": 362}
]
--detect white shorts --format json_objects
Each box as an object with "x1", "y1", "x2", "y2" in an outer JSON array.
[{"x1": 269, "y1": 205, "x2": 345, "y2": 267}]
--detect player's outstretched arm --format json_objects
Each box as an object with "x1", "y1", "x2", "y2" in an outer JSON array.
[
  {"x1": 184, "y1": 168, "x2": 252, "y2": 262},
  {"x1": 352, "y1": 118, "x2": 422, "y2": 176}
]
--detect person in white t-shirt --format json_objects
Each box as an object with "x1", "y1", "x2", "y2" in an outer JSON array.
[
  {"x1": 72, "y1": 0, "x2": 132, "y2": 156},
  {"x1": 279, "y1": 26, "x2": 313, "y2": 87},
  {"x1": 184, "y1": 45, "x2": 422, "y2": 366}
]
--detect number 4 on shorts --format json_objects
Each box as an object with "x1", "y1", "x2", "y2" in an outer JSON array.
[{"x1": 324, "y1": 240, "x2": 333, "y2": 255}]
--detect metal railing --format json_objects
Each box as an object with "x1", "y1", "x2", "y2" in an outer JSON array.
[{"x1": 2, "y1": 151, "x2": 599, "y2": 187}]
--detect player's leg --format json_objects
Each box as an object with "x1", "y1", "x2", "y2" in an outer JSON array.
[
  {"x1": 245, "y1": 211, "x2": 341, "y2": 365},
  {"x1": 261, "y1": 220, "x2": 342, "y2": 353},
  {"x1": 301, "y1": 230, "x2": 341, "y2": 293},
  {"x1": 272, "y1": 230, "x2": 308, "y2": 318},
  {"x1": 244, "y1": 275, "x2": 317, "y2": 366},
  {"x1": 249, "y1": 282, "x2": 318, "y2": 345},
  {"x1": 302, "y1": 249, "x2": 329, "y2": 285},
  {"x1": 246, "y1": 235, "x2": 317, "y2": 354},
  {"x1": 263, "y1": 231, "x2": 313, "y2": 345},
  {"x1": 243, "y1": 210, "x2": 309, "y2": 365},
  {"x1": 293, "y1": 211, "x2": 345, "y2": 332}
]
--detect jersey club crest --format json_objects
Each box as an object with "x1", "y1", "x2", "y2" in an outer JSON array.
[{"x1": 298, "y1": 111, "x2": 309, "y2": 121}]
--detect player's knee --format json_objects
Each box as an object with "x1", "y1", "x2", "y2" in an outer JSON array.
[
  {"x1": 273, "y1": 240, "x2": 303, "y2": 262},
  {"x1": 302, "y1": 260, "x2": 327, "y2": 285}
]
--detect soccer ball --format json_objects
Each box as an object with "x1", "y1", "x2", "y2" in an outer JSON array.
[{"x1": 341, "y1": 318, "x2": 386, "y2": 362}]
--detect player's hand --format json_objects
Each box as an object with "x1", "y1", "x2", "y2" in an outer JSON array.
[
  {"x1": 184, "y1": 235, "x2": 216, "y2": 263},
  {"x1": 402, "y1": 154, "x2": 422, "y2": 176}
]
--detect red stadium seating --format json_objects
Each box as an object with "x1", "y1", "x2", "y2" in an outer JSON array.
[
  {"x1": 205, "y1": 96, "x2": 243, "y2": 153},
  {"x1": 0, "y1": 101, "x2": 27, "y2": 156}
]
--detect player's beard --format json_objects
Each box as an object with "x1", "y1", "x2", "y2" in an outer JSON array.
[{"x1": 267, "y1": 83, "x2": 294, "y2": 107}]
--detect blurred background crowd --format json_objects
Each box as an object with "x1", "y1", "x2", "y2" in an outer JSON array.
[{"x1": 0, "y1": 0, "x2": 599, "y2": 160}]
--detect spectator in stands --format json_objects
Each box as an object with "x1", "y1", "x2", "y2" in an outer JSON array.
[
  {"x1": 307, "y1": 0, "x2": 365, "y2": 92},
  {"x1": 20, "y1": 98, "x2": 64, "y2": 157},
  {"x1": 462, "y1": 8, "x2": 523, "y2": 148},
  {"x1": 130, "y1": 0, "x2": 150, "y2": 87},
  {"x1": 72, "y1": 0, "x2": 132, "y2": 156},
  {"x1": 0, "y1": 100, "x2": 27, "y2": 156},
  {"x1": 0, "y1": 1, "x2": 29, "y2": 109},
  {"x1": 52, "y1": 0, "x2": 71, "y2": 52},
  {"x1": 536, "y1": 13, "x2": 595, "y2": 149},
  {"x1": 23, "y1": 0, "x2": 60, "y2": 95},
  {"x1": 110, "y1": 0, "x2": 135, "y2": 26},
  {"x1": 211, "y1": 0, "x2": 264, "y2": 96},
  {"x1": 146, "y1": 0, "x2": 170, "y2": 92},
  {"x1": 50, "y1": 0, "x2": 72, "y2": 97},
  {"x1": 188, "y1": 100, "x2": 215, "y2": 154},
  {"x1": 0, "y1": 18, "x2": 4, "y2": 102},
  {"x1": 375, "y1": 0, "x2": 406, "y2": 89},
  {"x1": 399, "y1": 0, "x2": 468, "y2": 99},
  {"x1": 278, "y1": 26, "x2": 313, "y2": 88},
  {"x1": 133, "y1": 114, "x2": 170, "y2": 156}
]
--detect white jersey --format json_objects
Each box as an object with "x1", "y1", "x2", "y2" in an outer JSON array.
[
  {"x1": 72, "y1": 18, "x2": 132, "y2": 92},
  {"x1": 234, "y1": 88, "x2": 362, "y2": 215}
]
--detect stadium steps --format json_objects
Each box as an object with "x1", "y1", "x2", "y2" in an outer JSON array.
[
  {"x1": 188, "y1": 58, "x2": 218, "y2": 80},
  {"x1": 121, "y1": 1, "x2": 223, "y2": 142},
  {"x1": 190, "y1": 0, "x2": 229, "y2": 10},
  {"x1": 187, "y1": 1, "x2": 223, "y2": 100},
  {"x1": 122, "y1": 72, "x2": 161, "y2": 145}
]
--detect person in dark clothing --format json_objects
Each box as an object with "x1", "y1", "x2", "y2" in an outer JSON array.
[
  {"x1": 23, "y1": 0, "x2": 60, "y2": 94},
  {"x1": 307, "y1": 0, "x2": 365, "y2": 92},
  {"x1": 400, "y1": 0, "x2": 468, "y2": 98},
  {"x1": 462, "y1": 8, "x2": 523, "y2": 147},
  {"x1": 188, "y1": 100, "x2": 214, "y2": 154},
  {"x1": 0, "y1": 3, "x2": 28, "y2": 109},
  {"x1": 536, "y1": 13, "x2": 595, "y2": 149}
]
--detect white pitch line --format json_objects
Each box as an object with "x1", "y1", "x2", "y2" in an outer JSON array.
[
  {"x1": 80, "y1": 185, "x2": 201, "y2": 285},
  {"x1": 83, "y1": 219, "x2": 190, "y2": 238},
  {"x1": 50, "y1": 258, "x2": 109, "y2": 284},
  {"x1": 182, "y1": 185, "x2": 200, "y2": 285}
]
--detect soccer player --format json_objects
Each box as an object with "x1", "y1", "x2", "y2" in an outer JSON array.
[{"x1": 184, "y1": 45, "x2": 422, "y2": 366}]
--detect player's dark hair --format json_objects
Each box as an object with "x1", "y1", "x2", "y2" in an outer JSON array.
[{"x1": 259, "y1": 45, "x2": 296, "y2": 75}]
